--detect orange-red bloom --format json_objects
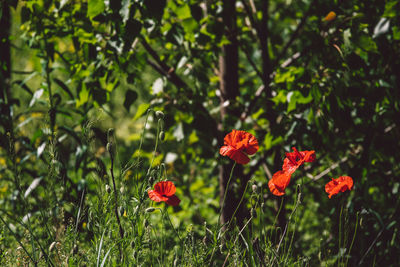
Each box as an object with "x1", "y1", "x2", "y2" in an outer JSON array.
[
  {"x1": 268, "y1": 147, "x2": 316, "y2": 196},
  {"x1": 282, "y1": 147, "x2": 316, "y2": 174},
  {"x1": 219, "y1": 130, "x2": 259, "y2": 164},
  {"x1": 268, "y1": 170, "x2": 291, "y2": 196},
  {"x1": 325, "y1": 176, "x2": 353, "y2": 198},
  {"x1": 148, "y1": 181, "x2": 181, "y2": 206}
]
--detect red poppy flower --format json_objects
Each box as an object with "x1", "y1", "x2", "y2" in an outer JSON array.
[
  {"x1": 325, "y1": 176, "x2": 353, "y2": 198},
  {"x1": 282, "y1": 147, "x2": 316, "y2": 174},
  {"x1": 268, "y1": 147, "x2": 316, "y2": 196},
  {"x1": 219, "y1": 130, "x2": 259, "y2": 164},
  {"x1": 268, "y1": 170, "x2": 291, "y2": 196},
  {"x1": 148, "y1": 181, "x2": 181, "y2": 206}
]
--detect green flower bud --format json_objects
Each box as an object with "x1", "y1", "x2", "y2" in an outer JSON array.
[
  {"x1": 155, "y1": 111, "x2": 164, "y2": 119},
  {"x1": 145, "y1": 207, "x2": 156, "y2": 213},
  {"x1": 159, "y1": 131, "x2": 165, "y2": 141},
  {"x1": 105, "y1": 184, "x2": 111, "y2": 193}
]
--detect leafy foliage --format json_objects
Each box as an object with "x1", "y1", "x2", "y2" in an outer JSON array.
[{"x1": 0, "y1": 0, "x2": 399, "y2": 265}]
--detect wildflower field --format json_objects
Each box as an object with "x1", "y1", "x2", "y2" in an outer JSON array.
[{"x1": 0, "y1": 0, "x2": 399, "y2": 266}]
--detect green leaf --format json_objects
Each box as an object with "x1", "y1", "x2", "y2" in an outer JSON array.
[
  {"x1": 383, "y1": 1, "x2": 398, "y2": 18},
  {"x1": 393, "y1": 26, "x2": 400, "y2": 40},
  {"x1": 76, "y1": 84, "x2": 89, "y2": 108},
  {"x1": 87, "y1": 0, "x2": 105, "y2": 19},
  {"x1": 123, "y1": 90, "x2": 138, "y2": 111},
  {"x1": 133, "y1": 103, "x2": 150, "y2": 120},
  {"x1": 176, "y1": 4, "x2": 191, "y2": 20},
  {"x1": 354, "y1": 34, "x2": 378, "y2": 53},
  {"x1": 287, "y1": 91, "x2": 312, "y2": 113}
]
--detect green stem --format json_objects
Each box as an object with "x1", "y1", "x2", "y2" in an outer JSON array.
[
  {"x1": 338, "y1": 200, "x2": 344, "y2": 266},
  {"x1": 226, "y1": 180, "x2": 250, "y2": 232},
  {"x1": 345, "y1": 212, "x2": 359, "y2": 267},
  {"x1": 110, "y1": 152, "x2": 124, "y2": 240},
  {"x1": 163, "y1": 208, "x2": 182, "y2": 243},
  {"x1": 218, "y1": 162, "x2": 237, "y2": 226}
]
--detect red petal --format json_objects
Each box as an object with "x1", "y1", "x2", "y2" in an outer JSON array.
[
  {"x1": 148, "y1": 190, "x2": 168, "y2": 202},
  {"x1": 283, "y1": 147, "x2": 316, "y2": 172},
  {"x1": 220, "y1": 145, "x2": 250, "y2": 164},
  {"x1": 243, "y1": 134, "x2": 259, "y2": 155},
  {"x1": 268, "y1": 170, "x2": 292, "y2": 196},
  {"x1": 229, "y1": 150, "x2": 250, "y2": 164},
  {"x1": 325, "y1": 176, "x2": 353, "y2": 198},
  {"x1": 166, "y1": 195, "x2": 181, "y2": 206},
  {"x1": 223, "y1": 130, "x2": 239, "y2": 147},
  {"x1": 154, "y1": 181, "x2": 176, "y2": 197},
  {"x1": 223, "y1": 130, "x2": 259, "y2": 154},
  {"x1": 282, "y1": 158, "x2": 299, "y2": 175},
  {"x1": 300, "y1": 150, "x2": 316, "y2": 163},
  {"x1": 220, "y1": 145, "x2": 234, "y2": 156}
]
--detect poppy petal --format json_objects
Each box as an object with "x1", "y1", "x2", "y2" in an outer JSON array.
[
  {"x1": 300, "y1": 150, "x2": 316, "y2": 163},
  {"x1": 166, "y1": 195, "x2": 181, "y2": 206},
  {"x1": 325, "y1": 176, "x2": 353, "y2": 198},
  {"x1": 148, "y1": 190, "x2": 168, "y2": 202},
  {"x1": 220, "y1": 145, "x2": 250, "y2": 164},
  {"x1": 282, "y1": 158, "x2": 299, "y2": 175},
  {"x1": 268, "y1": 170, "x2": 292, "y2": 196},
  {"x1": 229, "y1": 150, "x2": 250, "y2": 164},
  {"x1": 154, "y1": 181, "x2": 176, "y2": 197},
  {"x1": 220, "y1": 145, "x2": 234, "y2": 156},
  {"x1": 243, "y1": 135, "x2": 259, "y2": 155},
  {"x1": 283, "y1": 148, "x2": 316, "y2": 173},
  {"x1": 223, "y1": 130, "x2": 238, "y2": 147}
]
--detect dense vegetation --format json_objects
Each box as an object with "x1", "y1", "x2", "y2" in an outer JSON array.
[{"x1": 1, "y1": 0, "x2": 399, "y2": 265}]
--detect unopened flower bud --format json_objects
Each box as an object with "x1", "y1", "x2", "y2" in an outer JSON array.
[
  {"x1": 252, "y1": 184, "x2": 257, "y2": 193},
  {"x1": 49, "y1": 241, "x2": 57, "y2": 252},
  {"x1": 159, "y1": 131, "x2": 165, "y2": 141},
  {"x1": 106, "y1": 142, "x2": 113, "y2": 156},
  {"x1": 148, "y1": 176, "x2": 154, "y2": 184},
  {"x1": 155, "y1": 111, "x2": 164, "y2": 119},
  {"x1": 146, "y1": 207, "x2": 155, "y2": 213},
  {"x1": 119, "y1": 206, "x2": 124, "y2": 216},
  {"x1": 105, "y1": 184, "x2": 111, "y2": 193}
]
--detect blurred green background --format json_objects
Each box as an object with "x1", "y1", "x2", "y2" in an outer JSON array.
[{"x1": 0, "y1": 0, "x2": 399, "y2": 265}]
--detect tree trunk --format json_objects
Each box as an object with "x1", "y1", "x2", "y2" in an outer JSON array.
[
  {"x1": 0, "y1": 1, "x2": 12, "y2": 134},
  {"x1": 218, "y1": 0, "x2": 249, "y2": 228}
]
